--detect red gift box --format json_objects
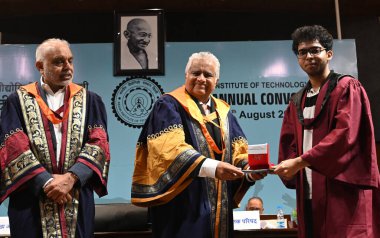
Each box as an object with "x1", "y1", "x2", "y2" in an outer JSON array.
[{"x1": 248, "y1": 143, "x2": 270, "y2": 170}]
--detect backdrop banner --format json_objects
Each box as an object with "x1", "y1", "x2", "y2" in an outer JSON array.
[{"x1": 0, "y1": 40, "x2": 357, "y2": 216}]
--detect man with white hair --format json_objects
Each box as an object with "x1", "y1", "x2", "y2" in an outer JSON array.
[
  {"x1": 0, "y1": 38, "x2": 111, "y2": 237},
  {"x1": 132, "y1": 52, "x2": 266, "y2": 237},
  {"x1": 245, "y1": 196, "x2": 264, "y2": 214}
]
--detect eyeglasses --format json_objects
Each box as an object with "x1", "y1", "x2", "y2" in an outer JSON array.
[{"x1": 296, "y1": 47, "x2": 326, "y2": 59}]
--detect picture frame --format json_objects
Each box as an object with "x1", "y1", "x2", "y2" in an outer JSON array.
[{"x1": 114, "y1": 10, "x2": 165, "y2": 76}]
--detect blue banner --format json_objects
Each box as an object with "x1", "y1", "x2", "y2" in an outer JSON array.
[{"x1": 0, "y1": 40, "x2": 357, "y2": 215}]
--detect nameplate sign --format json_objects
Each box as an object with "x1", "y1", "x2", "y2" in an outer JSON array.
[
  {"x1": 233, "y1": 211, "x2": 260, "y2": 230},
  {"x1": 0, "y1": 217, "x2": 10, "y2": 235}
]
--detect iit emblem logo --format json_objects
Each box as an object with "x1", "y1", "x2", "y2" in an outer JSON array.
[{"x1": 112, "y1": 76, "x2": 164, "y2": 128}]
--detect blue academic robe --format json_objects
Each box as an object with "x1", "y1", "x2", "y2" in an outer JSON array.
[
  {"x1": 132, "y1": 86, "x2": 254, "y2": 238},
  {"x1": 0, "y1": 82, "x2": 110, "y2": 238}
]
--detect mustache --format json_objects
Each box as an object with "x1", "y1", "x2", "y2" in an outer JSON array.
[
  {"x1": 138, "y1": 41, "x2": 150, "y2": 45},
  {"x1": 61, "y1": 70, "x2": 73, "y2": 75}
]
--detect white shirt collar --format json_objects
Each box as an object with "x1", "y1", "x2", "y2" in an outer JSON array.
[
  {"x1": 308, "y1": 87, "x2": 320, "y2": 95},
  {"x1": 199, "y1": 98, "x2": 211, "y2": 107}
]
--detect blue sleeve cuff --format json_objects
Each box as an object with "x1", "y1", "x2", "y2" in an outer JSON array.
[
  {"x1": 69, "y1": 162, "x2": 93, "y2": 187},
  {"x1": 28, "y1": 171, "x2": 53, "y2": 196}
]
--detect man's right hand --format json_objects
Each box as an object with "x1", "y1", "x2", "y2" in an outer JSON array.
[{"x1": 215, "y1": 162, "x2": 244, "y2": 180}]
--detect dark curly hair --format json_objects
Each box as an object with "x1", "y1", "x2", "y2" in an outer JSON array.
[{"x1": 291, "y1": 25, "x2": 333, "y2": 55}]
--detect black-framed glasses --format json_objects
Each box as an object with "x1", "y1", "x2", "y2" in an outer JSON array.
[{"x1": 296, "y1": 47, "x2": 326, "y2": 59}]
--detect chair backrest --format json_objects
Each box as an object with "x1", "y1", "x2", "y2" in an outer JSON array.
[{"x1": 94, "y1": 203, "x2": 149, "y2": 232}]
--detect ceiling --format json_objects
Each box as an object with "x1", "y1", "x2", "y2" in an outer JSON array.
[
  {"x1": 1, "y1": 0, "x2": 379, "y2": 44},
  {"x1": 0, "y1": 0, "x2": 379, "y2": 17}
]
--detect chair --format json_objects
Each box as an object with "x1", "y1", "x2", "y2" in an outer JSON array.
[{"x1": 94, "y1": 203, "x2": 150, "y2": 232}]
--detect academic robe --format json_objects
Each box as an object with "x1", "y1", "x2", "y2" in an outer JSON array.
[
  {"x1": 132, "y1": 86, "x2": 253, "y2": 238},
  {"x1": 278, "y1": 74, "x2": 380, "y2": 238},
  {"x1": 0, "y1": 82, "x2": 110, "y2": 238}
]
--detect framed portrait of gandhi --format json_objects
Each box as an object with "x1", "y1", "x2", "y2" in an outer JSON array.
[{"x1": 114, "y1": 10, "x2": 165, "y2": 76}]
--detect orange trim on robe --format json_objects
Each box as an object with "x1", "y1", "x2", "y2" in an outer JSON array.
[
  {"x1": 131, "y1": 155, "x2": 205, "y2": 206},
  {"x1": 21, "y1": 82, "x2": 83, "y2": 124},
  {"x1": 167, "y1": 85, "x2": 230, "y2": 155}
]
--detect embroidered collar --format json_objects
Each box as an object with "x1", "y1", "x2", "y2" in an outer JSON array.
[{"x1": 21, "y1": 82, "x2": 83, "y2": 124}]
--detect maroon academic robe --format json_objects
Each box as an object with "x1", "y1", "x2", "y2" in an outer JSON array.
[{"x1": 278, "y1": 75, "x2": 380, "y2": 238}]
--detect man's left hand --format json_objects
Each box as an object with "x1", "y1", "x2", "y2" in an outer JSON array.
[
  {"x1": 44, "y1": 173, "x2": 77, "y2": 204},
  {"x1": 273, "y1": 156, "x2": 309, "y2": 180}
]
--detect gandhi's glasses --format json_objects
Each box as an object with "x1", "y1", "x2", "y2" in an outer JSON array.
[{"x1": 296, "y1": 47, "x2": 326, "y2": 59}]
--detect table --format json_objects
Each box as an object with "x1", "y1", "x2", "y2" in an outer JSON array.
[{"x1": 94, "y1": 228, "x2": 298, "y2": 238}]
